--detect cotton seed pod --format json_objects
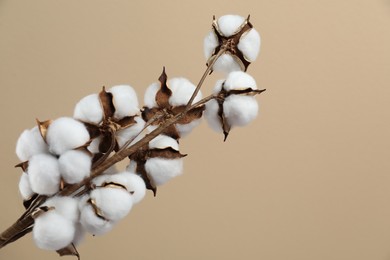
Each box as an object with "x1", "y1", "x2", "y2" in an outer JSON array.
[
  {"x1": 15, "y1": 126, "x2": 49, "y2": 162},
  {"x1": 33, "y1": 210, "x2": 76, "y2": 251},
  {"x1": 59, "y1": 150, "x2": 92, "y2": 184},
  {"x1": 28, "y1": 154, "x2": 61, "y2": 195},
  {"x1": 43, "y1": 196, "x2": 80, "y2": 223},
  {"x1": 18, "y1": 172, "x2": 34, "y2": 200},
  {"x1": 108, "y1": 85, "x2": 139, "y2": 119},
  {"x1": 106, "y1": 172, "x2": 146, "y2": 204},
  {"x1": 89, "y1": 187, "x2": 133, "y2": 221},
  {"x1": 73, "y1": 93, "x2": 104, "y2": 124},
  {"x1": 115, "y1": 117, "x2": 145, "y2": 149},
  {"x1": 46, "y1": 117, "x2": 90, "y2": 155},
  {"x1": 79, "y1": 202, "x2": 116, "y2": 236}
]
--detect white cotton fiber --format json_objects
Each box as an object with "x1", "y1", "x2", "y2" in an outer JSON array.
[
  {"x1": 238, "y1": 28, "x2": 261, "y2": 62},
  {"x1": 204, "y1": 99, "x2": 223, "y2": 133},
  {"x1": 143, "y1": 82, "x2": 160, "y2": 108},
  {"x1": 73, "y1": 93, "x2": 103, "y2": 124},
  {"x1": 19, "y1": 172, "x2": 34, "y2": 200},
  {"x1": 87, "y1": 137, "x2": 101, "y2": 154},
  {"x1": 176, "y1": 119, "x2": 202, "y2": 137},
  {"x1": 217, "y1": 15, "x2": 246, "y2": 37},
  {"x1": 80, "y1": 203, "x2": 115, "y2": 236},
  {"x1": 46, "y1": 117, "x2": 90, "y2": 155},
  {"x1": 212, "y1": 54, "x2": 242, "y2": 74},
  {"x1": 126, "y1": 161, "x2": 137, "y2": 173},
  {"x1": 116, "y1": 117, "x2": 145, "y2": 148},
  {"x1": 33, "y1": 211, "x2": 76, "y2": 250},
  {"x1": 59, "y1": 150, "x2": 91, "y2": 184},
  {"x1": 90, "y1": 188, "x2": 133, "y2": 222},
  {"x1": 108, "y1": 85, "x2": 139, "y2": 119},
  {"x1": 28, "y1": 154, "x2": 61, "y2": 195},
  {"x1": 145, "y1": 157, "x2": 183, "y2": 186},
  {"x1": 149, "y1": 135, "x2": 179, "y2": 151},
  {"x1": 16, "y1": 126, "x2": 48, "y2": 162},
  {"x1": 203, "y1": 31, "x2": 219, "y2": 60},
  {"x1": 224, "y1": 71, "x2": 257, "y2": 91},
  {"x1": 43, "y1": 196, "x2": 80, "y2": 223},
  {"x1": 106, "y1": 172, "x2": 146, "y2": 204},
  {"x1": 223, "y1": 95, "x2": 258, "y2": 127},
  {"x1": 72, "y1": 223, "x2": 86, "y2": 246},
  {"x1": 168, "y1": 77, "x2": 202, "y2": 107}
]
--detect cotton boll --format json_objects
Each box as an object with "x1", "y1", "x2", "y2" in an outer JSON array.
[
  {"x1": 44, "y1": 196, "x2": 79, "y2": 223},
  {"x1": 16, "y1": 126, "x2": 48, "y2": 162},
  {"x1": 90, "y1": 188, "x2": 133, "y2": 222},
  {"x1": 212, "y1": 54, "x2": 242, "y2": 74},
  {"x1": 204, "y1": 99, "x2": 223, "y2": 133},
  {"x1": 46, "y1": 117, "x2": 90, "y2": 155},
  {"x1": 108, "y1": 85, "x2": 139, "y2": 119},
  {"x1": 145, "y1": 157, "x2": 183, "y2": 186},
  {"x1": 59, "y1": 150, "x2": 91, "y2": 184},
  {"x1": 224, "y1": 71, "x2": 257, "y2": 91},
  {"x1": 217, "y1": 15, "x2": 246, "y2": 37},
  {"x1": 19, "y1": 172, "x2": 34, "y2": 200},
  {"x1": 80, "y1": 203, "x2": 115, "y2": 236},
  {"x1": 238, "y1": 28, "x2": 261, "y2": 62},
  {"x1": 106, "y1": 172, "x2": 146, "y2": 204},
  {"x1": 73, "y1": 93, "x2": 103, "y2": 124},
  {"x1": 116, "y1": 117, "x2": 145, "y2": 148},
  {"x1": 203, "y1": 31, "x2": 219, "y2": 60},
  {"x1": 144, "y1": 82, "x2": 160, "y2": 108},
  {"x1": 149, "y1": 135, "x2": 179, "y2": 151},
  {"x1": 223, "y1": 95, "x2": 258, "y2": 127},
  {"x1": 33, "y1": 211, "x2": 76, "y2": 250},
  {"x1": 28, "y1": 154, "x2": 61, "y2": 195},
  {"x1": 176, "y1": 119, "x2": 202, "y2": 137},
  {"x1": 168, "y1": 77, "x2": 202, "y2": 106}
]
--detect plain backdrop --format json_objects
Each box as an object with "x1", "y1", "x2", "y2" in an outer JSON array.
[{"x1": 1, "y1": 0, "x2": 390, "y2": 259}]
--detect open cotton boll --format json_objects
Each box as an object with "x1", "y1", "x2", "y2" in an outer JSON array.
[
  {"x1": 59, "y1": 150, "x2": 91, "y2": 184},
  {"x1": 33, "y1": 211, "x2": 76, "y2": 251},
  {"x1": 223, "y1": 71, "x2": 257, "y2": 91},
  {"x1": 19, "y1": 172, "x2": 34, "y2": 200},
  {"x1": 108, "y1": 85, "x2": 139, "y2": 119},
  {"x1": 73, "y1": 93, "x2": 103, "y2": 124},
  {"x1": 149, "y1": 135, "x2": 179, "y2": 151},
  {"x1": 80, "y1": 203, "x2": 115, "y2": 236},
  {"x1": 16, "y1": 126, "x2": 49, "y2": 162},
  {"x1": 116, "y1": 117, "x2": 145, "y2": 148},
  {"x1": 217, "y1": 14, "x2": 246, "y2": 37},
  {"x1": 238, "y1": 28, "x2": 261, "y2": 62},
  {"x1": 143, "y1": 82, "x2": 160, "y2": 108},
  {"x1": 212, "y1": 54, "x2": 242, "y2": 74},
  {"x1": 46, "y1": 117, "x2": 90, "y2": 155},
  {"x1": 176, "y1": 119, "x2": 202, "y2": 137},
  {"x1": 145, "y1": 157, "x2": 183, "y2": 186},
  {"x1": 28, "y1": 154, "x2": 61, "y2": 195},
  {"x1": 90, "y1": 188, "x2": 133, "y2": 222},
  {"x1": 106, "y1": 172, "x2": 146, "y2": 204},
  {"x1": 168, "y1": 77, "x2": 202, "y2": 106},
  {"x1": 204, "y1": 99, "x2": 223, "y2": 133},
  {"x1": 224, "y1": 95, "x2": 258, "y2": 127},
  {"x1": 203, "y1": 31, "x2": 219, "y2": 60},
  {"x1": 43, "y1": 196, "x2": 80, "y2": 223}
]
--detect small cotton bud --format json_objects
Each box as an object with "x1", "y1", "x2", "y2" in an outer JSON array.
[
  {"x1": 106, "y1": 172, "x2": 146, "y2": 204},
  {"x1": 33, "y1": 211, "x2": 76, "y2": 251},
  {"x1": 145, "y1": 157, "x2": 183, "y2": 186},
  {"x1": 43, "y1": 196, "x2": 79, "y2": 223},
  {"x1": 116, "y1": 117, "x2": 145, "y2": 148},
  {"x1": 149, "y1": 135, "x2": 179, "y2": 151},
  {"x1": 143, "y1": 82, "x2": 160, "y2": 108},
  {"x1": 80, "y1": 203, "x2": 115, "y2": 236},
  {"x1": 108, "y1": 85, "x2": 139, "y2": 119},
  {"x1": 168, "y1": 77, "x2": 202, "y2": 107},
  {"x1": 224, "y1": 95, "x2": 258, "y2": 127},
  {"x1": 90, "y1": 187, "x2": 133, "y2": 222},
  {"x1": 46, "y1": 117, "x2": 90, "y2": 155},
  {"x1": 73, "y1": 93, "x2": 103, "y2": 124},
  {"x1": 19, "y1": 172, "x2": 34, "y2": 200},
  {"x1": 16, "y1": 126, "x2": 48, "y2": 162},
  {"x1": 28, "y1": 154, "x2": 61, "y2": 195},
  {"x1": 59, "y1": 150, "x2": 91, "y2": 184},
  {"x1": 223, "y1": 71, "x2": 257, "y2": 91}
]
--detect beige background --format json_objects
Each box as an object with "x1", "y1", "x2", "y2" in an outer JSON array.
[{"x1": 1, "y1": 0, "x2": 390, "y2": 259}]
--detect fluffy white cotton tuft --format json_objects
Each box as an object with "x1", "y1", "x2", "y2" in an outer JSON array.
[
  {"x1": 16, "y1": 126, "x2": 48, "y2": 162},
  {"x1": 143, "y1": 82, "x2": 160, "y2": 108},
  {"x1": 168, "y1": 77, "x2": 202, "y2": 107},
  {"x1": 72, "y1": 223, "x2": 86, "y2": 246},
  {"x1": 203, "y1": 31, "x2": 219, "y2": 60},
  {"x1": 126, "y1": 161, "x2": 137, "y2": 173},
  {"x1": 145, "y1": 157, "x2": 183, "y2": 186},
  {"x1": 59, "y1": 150, "x2": 91, "y2": 184},
  {"x1": 33, "y1": 211, "x2": 76, "y2": 250},
  {"x1": 223, "y1": 71, "x2": 257, "y2": 91},
  {"x1": 204, "y1": 99, "x2": 223, "y2": 133},
  {"x1": 90, "y1": 188, "x2": 133, "y2": 221},
  {"x1": 73, "y1": 93, "x2": 103, "y2": 124},
  {"x1": 149, "y1": 135, "x2": 179, "y2": 151},
  {"x1": 238, "y1": 28, "x2": 261, "y2": 62},
  {"x1": 19, "y1": 172, "x2": 34, "y2": 200},
  {"x1": 87, "y1": 137, "x2": 101, "y2": 154},
  {"x1": 80, "y1": 203, "x2": 115, "y2": 236},
  {"x1": 108, "y1": 85, "x2": 139, "y2": 119},
  {"x1": 176, "y1": 119, "x2": 202, "y2": 137},
  {"x1": 224, "y1": 95, "x2": 258, "y2": 127},
  {"x1": 46, "y1": 117, "x2": 90, "y2": 155},
  {"x1": 212, "y1": 54, "x2": 242, "y2": 74},
  {"x1": 116, "y1": 117, "x2": 145, "y2": 148},
  {"x1": 217, "y1": 14, "x2": 246, "y2": 37},
  {"x1": 28, "y1": 154, "x2": 61, "y2": 195},
  {"x1": 106, "y1": 172, "x2": 146, "y2": 204},
  {"x1": 43, "y1": 196, "x2": 80, "y2": 223}
]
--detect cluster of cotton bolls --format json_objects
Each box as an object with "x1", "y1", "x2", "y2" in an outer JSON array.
[{"x1": 11, "y1": 14, "x2": 264, "y2": 255}]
